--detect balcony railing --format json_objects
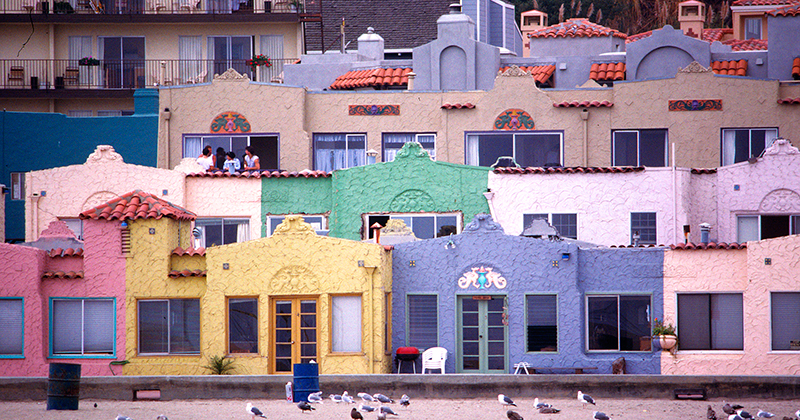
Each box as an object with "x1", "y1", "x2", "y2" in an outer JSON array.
[
  {"x1": 1, "y1": 0, "x2": 318, "y2": 15},
  {"x1": 1, "y1": 58, "x2": 296, "y2": 90}
]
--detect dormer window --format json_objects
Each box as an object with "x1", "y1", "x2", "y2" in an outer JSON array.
[{"x1": 744, "y1": 17, "x2": 762, "y2": 40}]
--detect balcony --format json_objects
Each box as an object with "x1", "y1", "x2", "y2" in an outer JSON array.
[
  {"x1": 0, "y1": 0, "x2": 319, "y2": 22},
  {"x1": 0, "y1": 58, "x2": 296, "y2": 98}
]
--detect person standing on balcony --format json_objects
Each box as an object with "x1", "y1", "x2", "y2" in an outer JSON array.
[
  {"x1": 223, "y1": 151, "x2": 241, "y2": 174},
  {"x1": 215, "y1": 147, "x2": 226, "y2": 170},
  {"x1": 244, "y1": 146, "x2": 260, "y2": 171},
  {"x1": 197, "y1": 146, "x2": 215, "y2": 171}
]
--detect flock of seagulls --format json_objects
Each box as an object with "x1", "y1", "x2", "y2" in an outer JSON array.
[
  {"x1": 502, "y1": 391, "x2": 610, "y2": 420},
  {"x1": 707, "y1": 402, "x2": 800, "y2": 420},
  {"x1": 247, "y1": 390, "x2": 407, "y2": 420}
]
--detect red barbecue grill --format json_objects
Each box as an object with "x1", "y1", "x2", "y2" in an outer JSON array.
[{"x1": 395, "y1": 347, "x2": 420, "y2": 373}]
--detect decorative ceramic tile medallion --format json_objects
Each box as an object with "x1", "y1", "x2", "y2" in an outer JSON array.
[
  {"x1": 210, "y1": 111, "x2": 251, "y2": 133},
  {"x1": 349, "y1": 105, "x2": 400, "y2": 116},
  {"x1": 494, "y1": 109, "x2": 535, "y2": 130},
  {"x1": 458, "y1": 266, "x2": 507, "y2": 289},
  {"x1": 668, "y1": 99, "x2": 722, "y2": 111}
]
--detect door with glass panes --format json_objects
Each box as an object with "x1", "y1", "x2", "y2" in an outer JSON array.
[
  {"x1": 272, "y1": 298, "x2": 317, "y2": 374},
  {"x1": 457, "y1": 295, "x2": 507, "y2": 373}
]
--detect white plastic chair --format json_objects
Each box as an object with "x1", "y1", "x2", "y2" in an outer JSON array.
[{"x1": 421, "y1": 347, "x2": 447, "y2": 374}]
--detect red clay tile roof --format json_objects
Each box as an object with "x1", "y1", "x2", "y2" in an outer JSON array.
[
  {"x1": 769, "y1": 2, "x2": 800, "y2": 15},
  {"x1": 670, "y1": 242, "x2": 747, "y2": 250},
  {"x1": 590, "y1": 62, "x2": 626, "y2": 81},
  {"x1": 48, "y1": 247, "x2": 84, "y2": 258},
  {"x1": 691, "y1": 168, "x2": 718, "y2": 174},
  {"x1": 80, "y1": 190, "x2": 196, "y2": 222},
  {"x1": 329, "y1": 68, "x2": 412, "y2": 90},
  {"x1": 529, "y1": 18, "x2": 627, "y2": 39},
  {"x1": 609, "y1": 244, "x2": 663, "y2": 248},
  {"x1": 171, "y1": 246, "x2": 206, "y2": 256},
  {"x1": 628, "y1": 28, "x2": 733, "y2": 44},
  {"x1": 793, "y1": 57, "x2": 800, "y2": 79},
  {"x1": 626, "y1": 30, "x2": 652, "y2": 43},
  {"x1": 732, "y1": 0, "x2": 795, "y2": 6},
  {"x1": 778, "y1": 97, "x2": 800, "y2": 104},
  {"x1": 189, "y1": 170, "x2": 331, "y2": 178},
  {"x1": 711, "y1": 59, "x2": 748, "y2": 76},
  {"x1": 499, "y1": 65, "x2": 556, "y2": 84},
  {"x1": 168, "y1": 269, "x2": 207, "y2": 278},
  {"x1": 553, "y1": 100, "x2": 614, "y2": 108},
  {"x1": 722, "y1": 38, "x2": 768, "y2": 51},
  {"x1": 441, "y1": 103, "x2": 475, "y2": 109},
  {"x1": 42, "y1": 270, "x2": 84, "y2": 279},
  {"x1": 493, "y1": 166, "x2": 644, "y2": 174}
]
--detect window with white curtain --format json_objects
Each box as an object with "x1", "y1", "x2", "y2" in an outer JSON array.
[
  {"x1": 771, "y1": 292, "x2": 800, "y2": 351},
  {"x1": 331, "y1": 295, "x2": 362, "y2": 352},
  {"x1": 313, "y1": 133, "x2": 366, "y2": 171},
  {"x1": 259, "y1": 35, "x2": 284, "y2": 83},
  {"x1": 721, "y1": 128, "x2": 778, "y2": 166},
  {"x1": 382, "y1": 133, "x2": 436, "y2": 162},
  {"x1": 194, "y1": 218, "x2": 249, "y2": 247},
  {"x1": 51, "y1": 298, "x2": 115, "y2": 356},
  {"x1": 179, "y1": 36, "x2": 203, "y2": 83},
  {"x1": 68, "y1": 36, "x2": 92, "y2": 85},
  {"x1": 266, "y1": 215, "x2": 327, "y2": 236},
  {"x1": 744, "y1": 17, "x2": 762, "y2": 39},
  {"x1": 0, "y1": 298, "x2": 24, "y2": 356},
  {"x1": 138, "y1": 299, "x2": 200, "y2": 354},
  {"x1": 677, "y1": 293, "x2": 743, "y2": 350}
]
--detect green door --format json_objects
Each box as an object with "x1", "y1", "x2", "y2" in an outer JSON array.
[{"x1": 458, "y1": 295, "x2": 507, "y2": 373}]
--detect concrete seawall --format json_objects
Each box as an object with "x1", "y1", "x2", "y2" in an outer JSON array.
[{"x1": 3, "y1": 375, "x2": 800, "y2": 401}]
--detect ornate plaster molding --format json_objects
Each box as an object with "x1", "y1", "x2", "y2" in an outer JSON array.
[
  {"x1": 85, "y1": 145, "x2": 123, "y2": 165},
  {"x1": 39, "y1": 220, "x2": 77, "y2": 239},
  {"x1": 759, "y1": 188, "x2": 800, "y2": 213},
  {"x1": 498, "y1": 65, "x2": 531, "y2": 77},
  {"x1": 272, "y1": 215, "x2": 316, "y2": 235},
  {"x1": 678, "y1": 61, "x2": 712, "y2": 74},
  {"x1": 463, "y1": 214, "x2": 504, "y2": 233},
  {"x1": 214, "y1": 68, "x2": 250, "y2": 81},
  {"x1": 763, "y1": 138, "x2": 799, "y2": 156}
]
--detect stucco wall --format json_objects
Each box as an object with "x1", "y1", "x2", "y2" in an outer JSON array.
[
  {"x1": 261, "y1": 176, "x2": 333, "y2": 237},
  {"x1": 185, "y1": 176, "x2": 263, "y2": 241}
]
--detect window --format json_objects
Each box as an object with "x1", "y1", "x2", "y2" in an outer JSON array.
[
  {"x1": 60, "y1": 218, "x2": 84, "y2": 240},
  {"x1": 677, "y1": 293, "x2": 743, "y2": 350},
  {"x1": 771, "y1": 293, "x2": 800, "y2": 351},
  {"x1": 183, "y1": 135, "x2": 279, "y2": 171},
  {"x1": 365, "y1": 213, "x2": 461, "y2": 240},
  {"x1": 466, "y1": 132, "x2": 562, "y2": 167},
  {"x1": 331, "y1": 295, "x2": 361, "y2": 352},
  {"x1": 631, "y1": 212, "x2": 657, "y2": 245},
  {"x1": 313, "y1": 133, "x2": 366, "y2": 171},
  {"x1": 744, "y1": 17, "x2": 762, "y2": 39},
  {"x1": 68, "y1": 110, "x2": 93, "y2": 117},
  {"x1": 587, "y1": 295, "x2": 651, "y2": 352},
  {"x1": 259, "y1": 35, "x2": 284, "y2": 83},
  {"x1": 523, "y1": 213, "x2": 577, "y2": 239},
  {"x1": 229, "y1": 298, "x2": 258, "y2": 353},
  {"x1": 10, "y1": 172, "x2": 25, "y2": 200},
  {"x1": 407, "y1": 294, "x2": 438, "y2": 350},
  {"x1": 612, "y1": 129, "x2": 668, "y2": 167},
  {"x1": 721, "y1": 128, "x2": 777, "y2": 166},
  {"x1": 208, "y1": 36, "x2": 253, "y2": 79},
  {"x1": 195, "y1": 218, "x2": 249, "y2": 247},
  {"x1": 0, "y1": 298, "x2": 24, "y2": 357},
  {"x1": 266, "y1": 215, "x2": 327, "y2": 236},
  {"x1": 97, "y1": 110, "x2": 134, "y2": 117},
  {"x1": 382, "y1": 133, "x2": 436, "y2": 161},
  {"x1": 179, "y1": 36, "x2": 203, "y2": 84},
  {"x1": 138, "y1": 299, "x2": 200, "y2": 355},
  {"x1": 51, "y1": 298, "x2": 115, "y2": 356},
  {"x1": 737, "y1": 215, "x2": 800, "y2": 242},
  {"x1": 98, "y1": 36, "x2": 145, "y2": 89},
  {"x1": 526, "y1": 295, "x2": 557, "y2": 352}
]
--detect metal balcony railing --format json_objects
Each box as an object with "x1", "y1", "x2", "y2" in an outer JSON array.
[
  {"x1": 1, "y1": 0, "x2": 318, "y2": 15},
  {"x1": 0, "y1": 58, "x2": 296, "y2": 90}
]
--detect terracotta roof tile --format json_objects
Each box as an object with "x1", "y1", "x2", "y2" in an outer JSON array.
[
  {"x1": 769, "y1": 2, "x2": 800, "y2": 15},
  {"x1": 42, "y1": 270, "x2": 84, "y2": 279},
  {"x1": 529, "y1": 18, "x2": 627, "y2": 39},
  {"x1": 778, "y1": 97, "x2": 800, "y2": 104},
  {"x1": 493, "y1": 166, "x2": 644, "y2": 174},
  {"x1": 669, "y1": 242, "x2": 747, "y2": 250},
  {"x1": 691, "y1": 168, "x2": 718, "y2": 174},
  {"x1": 722, "y1": 38, "x2": 768, "y2": 51},
  {"x1": 793, "y1": 57, "x2": 800, "y2": 79},
  {"x1": 189, "y1": 170, "x2": 331, "y2": 178},
  {"x1": 628, "y1": 28, "x2": 733, "y2": 44},
  {"x1": 499, "y1": 65, "x2": 556, "y2": 85},
  {"x1": 732, "y1": 0, "x2": 795, "y2": 6},
  {"x1": 168, "y1": 269, "x2": 207, "y2": 278},
  {"x1": 590, "y1": 62, "x2": 626, "y2": 81},
  {"x1": 441, "y1": 103, "x2": 475, "y2": 109},
  {"x1": 609, "y1": 244, "x2": 663, "y2": 248},
  {"x1": 711, "y1": 59, "x2": 748, "y2": 76},
  {"x1": 79, "y1": 190, "x2": 196, "y2": 222},
  {"x1": 329, "y1": 68, "x2": 412, "y2": 90},
  {"x1": 553, "y1": 100, "x2": 614, "y2": 108},
  {"x1": 171, "y1": 247, "x2": 206, "y2": 256},
  {"x1": 48, "y1": 247, "x2": 84, "y2": 258}
]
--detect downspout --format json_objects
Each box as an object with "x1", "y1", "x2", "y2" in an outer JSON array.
[
  {"x1": 31, "y1": 185, "x2": 41, "y2": 241},
  {"x1": 580, "y1": 109, "x2": 589, "y2": 166},
  {"x1": 162, "y1": 107, "x2": 171, "y2": 169}
]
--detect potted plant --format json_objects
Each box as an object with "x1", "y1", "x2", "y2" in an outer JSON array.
[
  {"x1": 246, "y1": 54, "x2": 271, "y2": 70},
  {"x1": 78, "y1": 56, "x2": 100, "y2": 66},
  {"x1": 652, "y1": 318, "x2": 677, "y2": 351}
]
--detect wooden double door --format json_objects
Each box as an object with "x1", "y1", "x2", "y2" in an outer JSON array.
[{"x1": 272, "y1": 297, "x2": 317, "y2": 373}]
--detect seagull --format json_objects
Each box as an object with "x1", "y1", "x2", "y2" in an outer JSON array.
[
  {"x1": 498, "y1": 394, "x2": 517, "y2": 407},
  {"x1": 708, "y1": 405, "x2": 718, "y2": 420},
  {"x1": 507, "y1": 410, "x2": 524, "y2": 420},
  {"x1": 399, "y1": 394, "x2": 410, "y2": 407},
  {"x1": 116, "y1": 416, "x2": 132, "y2": 420},
  {"x1": 534, "y1": 398, "x2": 552, "y2": 409},
  {"x1": 156, "y1": 416, "x2": 169, "y2": 420},
  {"x1": 358, "y1": 393, "x2": 376, "y2": 402},
  {"x1": 738, "y1": 409, "x2": 754, "y2": 419},
  {"x1": 374, "y1": 393, "x2": 394, "y2": 404},
  {"x1": 593, "y1": 411, "x2": 610, "y2": 420},
  {"x1": 578, "y1": 391, "x2": 596, "y2": 407},
  {"x1": 756, "y1": 410, "x2": 775, "y2": 418},
  {"x1": 380, "y1": 406, "x2": 399, "y2": 416},
  {"x1": 539, "y1": 407, "x2": 560, "y2": 414},
  {"x1": 359, "y1": 404, "x2": 376, "y2": 412},
  {"x1": 729, "y1": 415, "x2": 744, "y2": 420},
  {"x1": 308, "y1": 392, "x2": 323, "y2": 404},
  {"x1": 330, "y1": 394, "x2": 343, "y2": 403},
  {"x1": 343, "y1": 393, "x2": 355, "y2": 404},
  {"x1": 298, "y1": 401, "x2": 315, "y2": 413},
  {"x1": 351, "y1": 407, "x2": 364, "y2": 420},
  {"x1": 245, "y1": 402, "x2": 267, "y2": 419}
]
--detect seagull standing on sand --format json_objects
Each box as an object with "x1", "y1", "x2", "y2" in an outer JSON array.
[
  {"x1": 506, "y1": 410, "x2": 524, "y2": 420},
  {"x1": 539, "y1": 407, "x2": 561, "y2": 414},
  {"x1": 374, "y1": 393, "x2": 394, "y2": 404},
  {"x1": 756, "y1": 410, "x2": 775, "y2": 418},
  {"x1": 343, "y1": 393, "x2": 355, "y2": 404},
  {"x1": 399, "y1": 394, "x2": 410, "y2": 407},
  {"x1": 308, "y1": 392, "x2": 323, "y2": 404},
  {"x1": 246, "y1": 402, "x2": 267, "y2": 419},
  {"x1": 115, "y1": 416, "x2": 132, "y2": 420},
  {"x1": 350, "y1": 407, "x2": 364, "y2": 420},
  {"x1": 380, "y1": 406, "x2": 399, "y2": 416},
  {"x1": 534, "y1": 398, "x2": 551, "y2": 409},
  {"x1": 593, "y1": 411, "x2": 610, "y2": 420},
  {"x1": 578, "y1": 391, "x2": 596, "y2": 408},
  {"x1": 330, "y1": 394, "x2": 344, "y2": 403},
  {"x1": 359, "y1": 404, "x2": 376, "y2": 412},
  {"x1": 358, "y1": 393, "x2": 376, "y2": 402},
  {"x1": 498, "y1": 394, "x2": 517, "y2": 407},
  {"x1": 297, "y1": 401, "x2": 315, "y2": 413}
]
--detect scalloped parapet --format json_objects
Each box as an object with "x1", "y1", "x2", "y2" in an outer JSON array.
[
  {"x1": 763, "y1": 138, "x2": 799, "y2": 156},
  {"x1": 214, "y1": 68, "x2": 250, "y2": 81},
  {"x1": 272, "y1": 215, "x2": 316, "y2": 235},
  {"x1": 39, "y1": 220, "x2": 78, "y2": 239},
  {"x1": 85, "y1": 145, "x2": 124, "y2": 165},
  {"x1": 393, "y1": 141, "x2": 432, "y2": 160},
  {"x1": 463, "y1": 213, "x2": 505, "y2": 234}
]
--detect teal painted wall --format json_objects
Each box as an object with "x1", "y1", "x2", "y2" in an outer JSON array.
[{"x1": 261, "y1": 176, "x2": 333, "y2": 237}]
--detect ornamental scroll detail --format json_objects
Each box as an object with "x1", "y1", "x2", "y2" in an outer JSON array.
[
  {"x1": 349, "y1": 105, "x2": 400, "y2": 116},
  {"x1": 668, "y1": 99, "x2": 722, "y2": 112},
  {"x1": 494, "y1": 109, "x2": 535, "y2": 130},
  {"x1": 210, "y1": 111, "x2": 251, "y2": 133},
  {"x1": 458, "y1": 266, "x2": 507, "y2": 290}
]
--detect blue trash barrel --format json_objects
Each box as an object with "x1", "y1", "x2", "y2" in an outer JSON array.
[
  {"x1": 292, "y1": 363, "x2": 319, "y2": 403},
  {"x1": 47, "y1": 362, "x2": 81, "y2": 410}
]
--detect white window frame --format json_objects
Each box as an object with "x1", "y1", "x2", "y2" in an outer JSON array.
[
  {"x1": 0, "y1": 298, "x2": 24, "y2": 358},
  {"x1": 611, "y1": 129, "x2": 669, "y2": 167},
  {"x1": 10, "y1": 172, "x2": 25, "y2": 201},
  {"x1": 382, "y1": 133, "x2": 437, "y2": 162},
  {"x1": 313, "y1": 133, "x2": 367, "y2": 171},
  {"x1": 50, "y1": 298, "x2": 115, "y2": 358},
  {"x1": 406, "y1": 294, "x2": 439, "y2": 350},
  {"x1": 465, "y1": 131, "x2": 564, "y2": 168},
  {"x1": 631, "y1": 212, "x2": 657, "y2": 245},
  {"x1": 523, "y1": 213, "x2": 577, "y2": 239},
  {"x1": 363, "y1": 212, "x2": 462, "y2": 240},
  {"x1": 525, "y1": 294, "x2": 558, "y2": 353},
  {"x1": 266, "y1": 214, "x2": 328, "y2": 236},
  {"x1": 744, "y1": 17, "x2": 762, "y2": 40},
  {"x1": 194, "y1": 218, "x2": 250, "y2": 247},
  {"x1": 737, "y1": 214, "x2": 800, "y2": 243},
  {"x1": 331, "y1": 295, "x2": 362, "y2": 353},
  {"x1": 138, "y1": 299, "x2": 201, "y2": 355},
  {"x1": 585, "y1": 294, "x2": 652, "y2": 353},
  {"x1": 721, "y1": 128, "x2": 778, "y2": 166}
]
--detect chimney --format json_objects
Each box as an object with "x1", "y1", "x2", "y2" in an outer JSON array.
[
  {"x1": 699, "y1": 223, "x2": 711, "y2": 245},
  {"x1": 371, "y1": 222, "x2": 383, "y2": 244},
  {"x1": 437, "y1": 2, "x2": 475, "y2": 40},
  {"x1": 357, "y1": 27, "x2": 384, "y2": 62},
  {"x1": 678, "y1": 0, "x2": 705, "y2": 38}
]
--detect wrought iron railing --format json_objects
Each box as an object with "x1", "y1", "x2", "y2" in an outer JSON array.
[
  {"x1": 0, "y1": 0, "x2": 318, "y2": 15},
  {"x1": 0, "y1": 58, "x2": 295, "y2": 89}
]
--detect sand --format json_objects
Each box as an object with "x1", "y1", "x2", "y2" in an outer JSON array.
[{"x1": 3, "y1": 396, "x2": 800, "y2": 420}]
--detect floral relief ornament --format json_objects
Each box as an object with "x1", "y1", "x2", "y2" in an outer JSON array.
[{"x1": 458, "y1": 266, "x2": 507, "y2": 289}]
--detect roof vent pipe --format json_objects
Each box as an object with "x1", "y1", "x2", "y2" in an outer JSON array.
[
  {"x1": 449, "y1": 3, "x2": 461, "y2": 13},
  {"x1": 699, "y1": 223, "x2": 711, "y2": 245}
]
